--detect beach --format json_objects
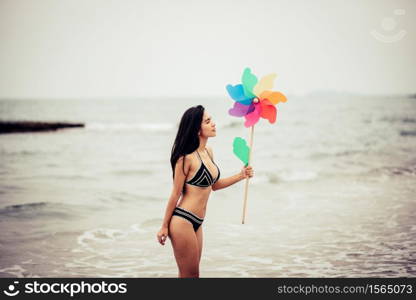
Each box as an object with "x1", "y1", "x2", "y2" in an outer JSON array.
[{"x1": 0, "y1": 94, "x2": 415, "y2": 277}]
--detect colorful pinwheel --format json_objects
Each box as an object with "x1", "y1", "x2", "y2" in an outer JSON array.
[
  {"x1": 226, "y1": 67, "x2": 287, "y2": 127},
  {"x1": 226, "y1": 67, "x2": 288, "y2": 224}
]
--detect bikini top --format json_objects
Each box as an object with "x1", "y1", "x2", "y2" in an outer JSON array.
[{"x1": 185, "y1": 149, "x2": 220, "y2": 187}]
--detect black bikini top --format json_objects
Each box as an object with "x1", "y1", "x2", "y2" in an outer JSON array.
[{"x1": 185, "y1": 149, "x2": 220, "y2": 187}]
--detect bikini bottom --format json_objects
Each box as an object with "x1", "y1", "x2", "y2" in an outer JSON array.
[{"x1": 172, "y1": 207, "x2": 204, "y2": 232}]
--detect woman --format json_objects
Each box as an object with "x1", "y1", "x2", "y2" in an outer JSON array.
[{"x1": 156, "y1": 105, "x2": 254, "y2": 278}]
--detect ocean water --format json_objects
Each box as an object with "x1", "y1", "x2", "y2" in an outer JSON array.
[{"x1": 0, "y1": 95, "x2": 415, "y2": 277}]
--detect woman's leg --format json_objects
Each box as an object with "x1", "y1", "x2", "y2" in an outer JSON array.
[
  {"x1": 169, "y1": 216, "x2": 200, "y2": 278},
  {"x1": 195, "y1": 225, "x2": 203, "y2": 264}
]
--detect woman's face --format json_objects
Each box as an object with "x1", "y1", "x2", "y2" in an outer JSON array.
[{"x1": 199, "y1": 111, "x2": 216, "y2": 138}]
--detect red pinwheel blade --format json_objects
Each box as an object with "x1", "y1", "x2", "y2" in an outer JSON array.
[{"x1": 259, "y1": 99, "x2": 277, "y2": 123}]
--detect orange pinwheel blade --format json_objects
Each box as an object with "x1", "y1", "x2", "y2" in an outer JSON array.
[{"x1": 259, "y1": 90, "x2": 287, "y2": 105}]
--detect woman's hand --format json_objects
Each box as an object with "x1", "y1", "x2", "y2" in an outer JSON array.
[
  {"x1": 157, "y1": 226, "x2": 169, "y2": 245},
  {"x1": 241, "y1": 165, "x2": 254, "y2": 179}
]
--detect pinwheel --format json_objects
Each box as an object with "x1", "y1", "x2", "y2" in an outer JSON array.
[
  {"x1": 227, "y1": 67, "x2": 287, "y2": 127},
  {"x1": 226, "y1": 67, "x2": 287, "y2": 223}
]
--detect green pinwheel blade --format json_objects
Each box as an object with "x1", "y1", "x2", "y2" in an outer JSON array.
[
  {"x1": 241, "y1": 67, "x2": 258, "y2": 99},
  {"x1": 233, "y1": 137, "x2": 250, "y2": 166}
]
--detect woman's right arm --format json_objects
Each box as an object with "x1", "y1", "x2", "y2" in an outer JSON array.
[{"x1": 157, "y1": 156, "x2": 190, "y2": 245}]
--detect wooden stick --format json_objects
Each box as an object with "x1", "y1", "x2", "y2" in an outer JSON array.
[{"x1": 242, "y1": 125, "x2": 254, "y2": 224}]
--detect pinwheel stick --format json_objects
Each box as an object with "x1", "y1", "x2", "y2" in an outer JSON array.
[{"x1": 242, "y1": 124, "x2": 254, "y2": 224}]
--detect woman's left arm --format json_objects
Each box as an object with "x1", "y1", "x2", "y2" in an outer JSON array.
[
  {"x1": 212, "y1": 172, "x2": 245, "y2": 191},
  {"x1": 207, "y1": 146, "x2": 253, "y2": 191}
]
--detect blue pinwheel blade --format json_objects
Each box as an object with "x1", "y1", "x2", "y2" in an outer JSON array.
[{"x1": 226, "y1": 84, "x2": 253, "y2": 105}]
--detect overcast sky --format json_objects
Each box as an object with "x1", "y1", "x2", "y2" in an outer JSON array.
[{"x1": 0, "y1": 0, "x2": 415, "y2": 99}]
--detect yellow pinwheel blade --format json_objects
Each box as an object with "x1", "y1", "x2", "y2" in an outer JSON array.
[
  {"x1": 253, "y1": 73, "x2": 277, "y2": 97},
  {"x1": 259, "y1": 90, "x2": 287, "y2": 105}
]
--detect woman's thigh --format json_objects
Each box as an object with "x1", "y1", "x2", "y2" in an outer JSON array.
[
  {"x1": 169, "y1": 216, "x2": 200, "y2": 275},
  {"x1": 195, "y1": 226, "x2": 203, "y2": 263}
]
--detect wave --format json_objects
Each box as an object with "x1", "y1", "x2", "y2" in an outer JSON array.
[
  {"x1": 402, "y1": 117, "x2": 416, "y2": 123},
  {"x1": 380, "y1": 117, "x2": 416, "y2": 124},
  {"x1": 400, "y1": 130, "x2": 416, "y2": 137},
  {"x1": 0, "y1": 202, "x2": 77, "y2": 219},
  {"x1": 222, "y1": 120, "x2": 244, "y2": 128},
  {"x1": 75, "y1": 224, "x2": 148, "y2": 253},
  {"x1": 334, "y1": 150, "x2": 364, "y2": 157},
  {"x1": 78, "y1": 228, "x2": 128, "y2": 245},
  {"x1": 277, "y1": 170, "x2": 318, "y2": 182},
  {"x1": 0, "y1": 149, "x2": 54, "y2": 157},
  {"x1": 252, "y1": 170, "x2": 318, "y2": 184},
  {"x1": 310, "y1": 150, "x2": 363, "y2": 159},
  {"x1": 2, "y1": 201, "x2": 48, "y2": 210},
  {"x1": 368, "y1": 164, "x2": 416, "y2": 177},
  {"x1": 0, "y1": 265, "x2": 29, "y2": 277},
  {"x1": 385, "y1": 165, "x2": 416, "y2": 176}
]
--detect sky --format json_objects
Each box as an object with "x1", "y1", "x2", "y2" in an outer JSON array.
[{"x1": 0, "y1": 0, "x2": 415, "y2": 99}]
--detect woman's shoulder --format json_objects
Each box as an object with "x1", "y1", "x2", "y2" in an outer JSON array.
[
  {"x1": 177, "y1": 154, "x2": 192, "y2": 163},
  {"x1": 177, "y1": 153, "x2": 197, "y2": 167},
  {"x1": 175, "y1": 154, "x2": 193, "y2": 175}
]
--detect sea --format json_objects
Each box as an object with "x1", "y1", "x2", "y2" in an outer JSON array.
[{"x1": 0, "y1": 94, "x2": 415, "y2": 277}]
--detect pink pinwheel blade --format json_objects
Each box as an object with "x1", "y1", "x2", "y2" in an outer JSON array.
[
  {"x1": 228, "y1": 102, "x2": 255, "y2": 117},
  {"x1": 244, "y1": 103, "x2": 261, "y2": 127}
]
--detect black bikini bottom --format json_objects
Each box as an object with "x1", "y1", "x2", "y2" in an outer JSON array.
[{"x1": 172, "y1": 207, "x2": 204, "y2": 232}]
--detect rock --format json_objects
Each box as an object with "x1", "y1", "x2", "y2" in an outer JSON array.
[{"x1": 0, "y1": 121, "x2": 85, "y2": 134}]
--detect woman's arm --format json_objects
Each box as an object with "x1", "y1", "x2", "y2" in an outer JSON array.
[
  {"x1": 160, "y1": 156, "x2": 190, "y2": 228},
  {"x1": 212, "y1": 172, "x2": 244, "y2": 191},
  {"x1": 207, "y1": 146, "x2": 253, "y2": 192},
  {"x1": 157, "y1": 155, "x2": 190, "y2": 245}
]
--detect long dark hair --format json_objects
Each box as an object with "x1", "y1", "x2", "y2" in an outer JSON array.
[{"x1": 170, "y1": 105, "x2": 204, "y2": 187}]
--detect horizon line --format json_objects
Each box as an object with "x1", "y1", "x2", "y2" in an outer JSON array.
[{"x1": 0, "y1": 91, "x2": 415, "y2": 101}]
